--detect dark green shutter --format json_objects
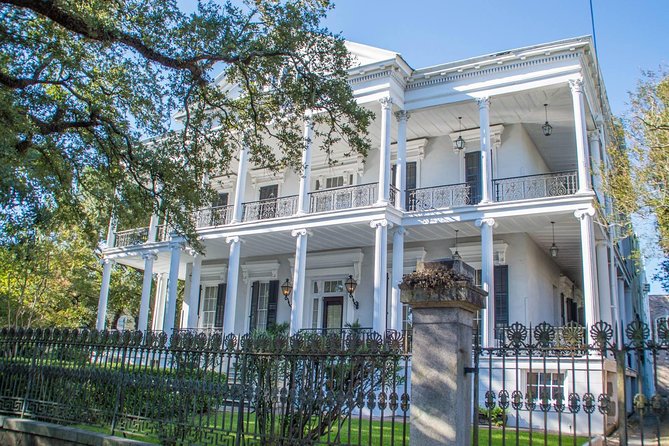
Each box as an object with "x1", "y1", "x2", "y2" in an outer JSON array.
[
  {"x1": 214, "y1": 283, "x2": 226, "y2": 329},
  {"x1": 250, "y1": 281, "x2": 259, "y2": 331},
  {"x1": 494, "y1": 265, "x2": 509, "y2": 332},
  {"x1": 267, "y1": 280, "x2": 279, "y2": 328},
  {"x1": 465, "y1": 151, "x2": 481, "y2": 204}
]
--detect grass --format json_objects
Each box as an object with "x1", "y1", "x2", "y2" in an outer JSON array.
[{"x1": 73, "y1": 413, "x2": 589, "y2": 446}]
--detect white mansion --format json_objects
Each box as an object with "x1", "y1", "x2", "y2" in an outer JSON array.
[{"x1": 96, "y1": 36, "x2": 647, "y2": 353}]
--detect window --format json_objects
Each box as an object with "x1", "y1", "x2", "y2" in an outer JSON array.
[
  {"x1": 250, "y1": 280, "x2": 279, "y2": 331},
  {"x1": 326, "y1": 176, "x2": 344, "y2": 189},
  {"x1": 465, "y1": 151, "x2": 481, "y2": 204},
  {"x1": 495, "y1": 265, "x2": 509, "y2": 336},
  {"x1": 312, "y1": 298, "x2": 320, "y2": 329},
  {"x1": 324, "y1": 280, "x2": 344, "y2": 293},
  {"x1": 391, "y1": 162, "x2": 417, "y2": 209},
  {"x1": 527, "y1": 372, "x2": 565, "y2": 402},
  {"x1": 200, "y1": 286, "x2": 218, "y2": 329},
  {"x1": 213, "y1": 192, "x2": 229, "y2": 208}
]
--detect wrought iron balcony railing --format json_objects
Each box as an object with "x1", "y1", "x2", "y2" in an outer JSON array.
[
  {"x1": 242, "y1": 195, "x2": 298, "y2": 222},
  {"x1": 389, "y1": 184, "x2": 399, "y2": 207},
  {"x1": 407, "y1": 183, "x2": 470, "y2": 211},
  {"x1": 493, "y1": 170, "x2": 578, "y2": 202},
  {"x1": 114, "y1": 227, "x2": 149, "y2": 248},
  {"x1": 308, "y1": 182, "x2": 377, "y2": 213},
  {"x1": 156, "y1": 224, "x2": 169, "y2": 242},
  {"x1": 194, "y1": 205, "x2": 233, "y2": 228}
]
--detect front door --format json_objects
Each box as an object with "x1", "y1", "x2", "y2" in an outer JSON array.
[{"x1": 322, "y1": 296, "x2": 343, "y2": 331}]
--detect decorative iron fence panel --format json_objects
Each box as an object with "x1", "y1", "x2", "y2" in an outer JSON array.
[
  {"x1": 242, "y1": 196, "x2": 298, "y2": 222},
  {"x1": 407, "y1": 183, "x2": 470, "y2": 211},
  {"x1": 309, "y1": 183, "x2": 377, "y2": 213},
  {"x1": 114, "y1": 227, "x2": 149, "y2": 247},
  {"x1": 473, "y1": 320, "x2": 669, "y2": 446},
  {"x1": 0, "y1": 328, "x2": 410, "y2": 446},
  {"x1": 493, "y1": 170, "x2": 578, "y2": 202}
]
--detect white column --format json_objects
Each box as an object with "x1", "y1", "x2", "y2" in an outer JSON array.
[
  {"x1": 223, "y1": 236, "x2": 241, "y2": 334},
  {"x1": 371, "y1": 219, "x2": 389, "y2": 333},
  {"x1": 147, "y1": 213, "x2": 160, "y2": 242},
  {"x1": 180, "y1": 262, "x2": 193, "y2": 329},
  {"x1": 390, "y1": 227, "x2": 406, "y2": 331},
  {"x1": 290, "y1": 229, "x2": 309, "y2": 334},
  {"x1": 186, "y1": 255, "x2": 203, "y2": 329},
  {"x1": 232, "y1": 144, "x2": 249, "y2": 223},
  {"x1": 296, "y1": 116, "x2": 314, "y2": 215},
  {"x1": 609, "y1": 243, "x2": 622, "y2": 344},
  {"x1": 377, "y1": 97, "x2": 393, "y2": 204},
  {"x1": 588, "y1": 129, "x2": 603, "y2": 198},
  {"x1": 478, "y1": 97, "x2": 493, "y2": 204},
  {"x1": 137, "y1": 253, "x2": 156, "y2": 332},
  {"x1": 570, "y1": 79, "x2": 592, "y2": 193},
  {"x1": 151, "y1": 273, "x2": 167, "y2": 331},
  {"x1": 395, "y1": 111, "x2": 410, "y2": 210},
  {"x1": 163, "y1": 239, "x2": 182, "y2": 335},
  {"x1": 105, "y1": 210, "x2": 117, "y2": 248},
  {"x1": 96, "y1": 258, "x2": 114, "y2": 330},
  {"x1": 575, "y1": 208, "x2": 598, "y2": 330},
  {"x1": 476, "y1": 218, "x2": 495, "y2": 347},
  {"x1": 596, "y1": 241, "x2": 612, "y2": 325}
]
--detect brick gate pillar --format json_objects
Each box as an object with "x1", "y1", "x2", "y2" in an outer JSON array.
[{"x1": 402, "y1": 269, "x2": 486, "y2": 446}]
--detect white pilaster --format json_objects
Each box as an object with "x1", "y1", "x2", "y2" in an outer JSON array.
[
  {"x1": 570, "y1": 79, "x2": 592, "y2": 193},
  {"x1": 371, "y1": 219, "x2": 389, "y2": 333},
  {"x1": 390, "y1": 227, "x2": 406, "y2": 331},
  {"x1": 377, "y1": 97, "x2": 393, "y2": 204},
  {"x1": 290, "y1": 228, "x2": 309, "y2": 334},
  {"x1": 223, "y1": 236, "x2": 241, "y2": 334},
  {"x1": 96, "y1": 258, "x2": 114, "y2": 330},
  {"x1": 186, "y1": 255, "x2": 202, "y2": 329},
  {"x1": 395, "y1": 111, "x2": 410, "y2": 210},
  {"x1": 163, "y1": 239, "x2": 182, "y2": 335},
  {"x1": 296, "y1": 116, "x2": 314, "y2": 215},
  {"x1": 151, "y1": 273, "x2": 167, "y2": 331},
  {"x1": 478, "y1": 97, "x2": 492, "y2": 204},
  {"x1": 232, "y1": 144, "x2": 249, "y2": 223},
  {"x1": 596, "y1": 241, "x2": 612, "y2": 325},
  {"x1": 575, "y1": 208, "x2": 598, "y2": 330},
  {"x1": 137, "y1": 253, "x2": 156, "y2": 332},
  {"x1": 476, "y1": 218, "x2": 495, "y2": 346},
  {"x1": 147, "y1": 213, "x2": 159, "y2": 242},
  {"x1": 588, "y1": 129, "x2": 603, "y2": 200}
]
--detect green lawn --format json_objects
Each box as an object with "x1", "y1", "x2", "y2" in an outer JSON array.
[{"x1": 75, "y1": 414, "x2": 589, "y2": 446}]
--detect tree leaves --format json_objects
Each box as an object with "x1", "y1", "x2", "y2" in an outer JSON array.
[{"x1": 0, "y1": 0, "x2": 372, "y2": 245}]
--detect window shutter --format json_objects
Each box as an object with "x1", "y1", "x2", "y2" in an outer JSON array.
[
  {"x1": 494, "y1": 265, "x2": 509, "y2": 329},
  {"x1": 465, "y1": 151, "x2": 482, "y2": 204},
  {"x1": 214, "y1": 283, "x2": 227, "y2": 329},
  {"x1": 196, "y1": 285, "x2": 202, "y2": 322},
  {"x1": 250, "y1": 281, "x2": 259, "y2": 330},
  {"x1": 267, "y1": 280, "x2": 279, "y2": 328}
]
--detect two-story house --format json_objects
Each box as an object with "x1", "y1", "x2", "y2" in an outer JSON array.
[{"x1": 95, "y1": 36, "x2": 648, "y2": 434}]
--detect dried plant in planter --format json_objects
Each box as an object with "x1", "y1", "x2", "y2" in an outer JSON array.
[{"x1": 399, "y1": 266, "x2": 472, "y2": 297}]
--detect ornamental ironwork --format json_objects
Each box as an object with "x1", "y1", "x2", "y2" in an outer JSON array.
[
  {"x1": 114, "y1": 227, "x2": 149, "y2": 247},
  {"x1": 193, "y1": 205, "x2": 233, "y2": 228},
  {"x1": 492, "y1": 170, "x2": 578, "y2": 202},
  {"x1": 407, "y1": 183, "x2": 470, "y2": 211},
  {"x1": 309, "y1": 182, "x2": 377, "y2": 213},
  {"x1": 242, "y1": 195, "x2": 298, "y2": 221},
  {"x1": 0, "y1": 327, "x2": 410, "y2": 446}
]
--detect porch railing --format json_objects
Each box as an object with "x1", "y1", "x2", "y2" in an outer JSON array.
[
  {"x1": 193, "y1": 204, "x2": 233, "y2": 228},
  {"x1": 407, "y1": 182, "x2": 470, "y2": 211},
  {"x1": 493, "y1": 170, "x2": 578, "y2": 202},
  {"x1": 389, "y1": 184, "x2": 399, "y2": 207},
  {"x1": 309, "y1": 182, "x2": 377, "y2": 213},
  {"x1": 242, "y1": 195, "x2": 298, "y2": 222},
  {"x1": 114, "y1": 227, "x2": 149, "y2": 247}
]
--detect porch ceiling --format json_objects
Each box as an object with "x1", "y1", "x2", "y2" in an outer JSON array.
[
  {"x1": 404, "y1": 210, "x2": 584, "y2": 288},
  {"x1": 405, "y1": 84, "x2": 582, "y2": 173}
]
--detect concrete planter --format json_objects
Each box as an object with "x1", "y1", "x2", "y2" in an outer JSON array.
[{"x1": 401, "y1": 280, "x2": 486, "y2": 313}]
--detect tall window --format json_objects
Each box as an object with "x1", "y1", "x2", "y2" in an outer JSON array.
[
  {"x1": 391, "y1": 162, "x2": 417, "y2": 209},
  {"x1": 465, "y1": 151, "x2": 481, "y2": 204},
  {"x1": 250, "y1": 280, "x2": 278, "y2": 331},
  {"x1": 213, "y1": 192, "x2": 229, "y2": 207},
  {"x1": 495, "y1": 265, "x2": 509, "y2": 337},
  {"x1": 527, "y1": 372, "x2": 565, "y2": 402},
  {"x1": 200, "y1": 286, "x2": 218, "y2": 329}
]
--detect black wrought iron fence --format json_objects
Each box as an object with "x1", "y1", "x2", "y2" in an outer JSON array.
[
  {"x1": 473, "y1": 320, "x2": 669, "y2": 446},
  {"x1": 0, "y1": 327, "x2": 411, "y2": 446}
]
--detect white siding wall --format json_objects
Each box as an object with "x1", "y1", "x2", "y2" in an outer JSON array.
[{"x1": 495, "y1": 124, "x2": 549, "y2": 179}]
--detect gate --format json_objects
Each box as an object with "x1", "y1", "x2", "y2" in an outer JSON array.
[{"x1": 473, "y1": 320, "x2": 669, "y2": 445}]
